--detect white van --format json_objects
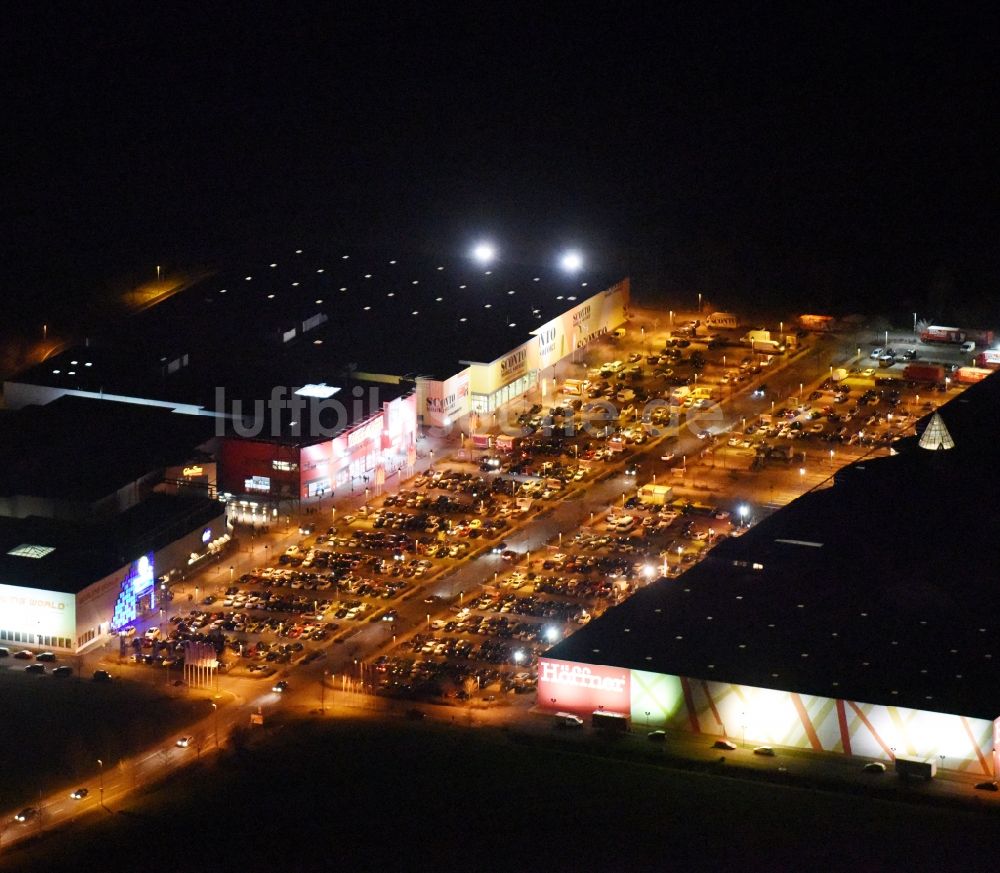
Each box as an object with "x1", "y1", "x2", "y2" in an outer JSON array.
[
  {"x1": 961, "y1": 340, "x2": 976, "y2": 354},
  {"x1": 555, "y1": 712, "x2": 585, "y2": 728}
]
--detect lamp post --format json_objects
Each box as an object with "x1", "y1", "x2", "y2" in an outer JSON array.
[
  {"x1": 211, "y1": 703, "x2": 218, "y2": 748},
  {"x1": 98, "y1": 758, "x2": 106, "y2": 811}
]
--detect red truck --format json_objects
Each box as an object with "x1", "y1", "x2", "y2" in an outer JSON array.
[
  {"x1": 956, "y1": 367, "x2": 992, "y2": 384},
  {"x1": 975, "y1": 349, "x2": 1000, "y2": 370},
  {"x1": 904, "y1": 363, "x2": 945, "y2": 383},
  {"x1": 919, "y1": 325, "x2": 965, "y2": 344}
]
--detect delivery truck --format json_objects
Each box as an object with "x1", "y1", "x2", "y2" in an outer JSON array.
[
  {"x1": 903, "y1": 363, "x2": 945, "y2": 383},
  {"x1": 919, "y1": 325, "x2": 965, "y2": 344},
  {"x1": 956, "y1": 366, "x2": 992, "y2": 384},
  {"x1": 975, "y1": 349, "x2": 1000, "y2": 369},
  {"x1": 895, "y1": 756, "x2": 936, "y2": 780},
  {"x1": 752, "y1": 339, "x2": 784, "y2": 354},
  {"x1": 592, "y1": 710, "x2": 630, "y2": 732}
]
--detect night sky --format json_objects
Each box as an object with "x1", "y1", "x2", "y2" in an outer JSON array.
[{"x1": 4, "y1": 5, "x2": 997, "y2": 332}]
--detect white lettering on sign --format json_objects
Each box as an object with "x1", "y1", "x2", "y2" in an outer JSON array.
[
  {"x1": 348, "y1": 418, "x2": 382, "y2": 449},
  {"x1": 540, "y1": 661, "x2": 626, "y2": 693}
]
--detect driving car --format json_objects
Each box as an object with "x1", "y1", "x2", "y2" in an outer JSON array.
[
  {"x1": 272, "y1": 680, "x2": 289, "y2": 693},
  {"x1": 92, "y1": 670, "x2": 113, "y2": 682},
  {"x1": 176, "y1": 736, "x2": 193, "y2": 748},
  {"x1": 14, "y1": 807, "x2": 37, "y2": 823},
  {"x1": 974, "y1": 781, "x2": 999, "y2": 792},
  {"x1": 647, "y1": 730, "x2": 667, "y2": 743},
  {"x1": 753, "y1": 746, "x2": 776, "y2": 756},
  {"x1": 70, "y1": 787, "x2": 89, "y2": 800},
  {"x1": 24, "y1": 663, "x2": 45, "y2": 674},
  {"x1": 862, "y1": 761, "x2": 886, "y2": 774}
]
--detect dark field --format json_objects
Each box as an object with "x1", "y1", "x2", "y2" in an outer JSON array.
[
  {"x1": 3, "y1": 713, "x2": 998, "y2": 873},
  {"x1": 0, "y1": 668, "x2": 211, "y2": 800}
]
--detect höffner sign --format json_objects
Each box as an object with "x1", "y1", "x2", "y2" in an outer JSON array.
[{"x1": 540, "y1": 661, "x2": 626, "y2": 693}]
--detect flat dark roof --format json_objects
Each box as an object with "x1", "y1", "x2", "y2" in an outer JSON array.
[
  {"x1": 548, "y1": 372, "x2": 1000, "y2": 721},
  {"x1": 0, "y1": 494, "x2": 223, "y2": 595},
  {"x1": 0, "y1": 396, "x2": 216, "y2": 501},
  {"x1": 14, "y1": 248, "x2": 618, "y2": 408}
]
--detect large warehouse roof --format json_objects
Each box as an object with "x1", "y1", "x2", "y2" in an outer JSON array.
[
  {"x1": 14, "y1": 247, "x2": 618, "y2": 410},
  {"x1": 0, "y1": 396, "x2": 215, "y2": 502},
  {"x1": 0, "y1": 494, "x2": 222, "y2": 595},
  {"x1": 548, "y1": 371, "x2": 1000, "y2": 720}
]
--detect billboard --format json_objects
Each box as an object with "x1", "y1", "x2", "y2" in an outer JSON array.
[
  {"x1": 0, "y1": 582, "x2": 76, "y2": 644},
  {"x1": 537, "y1": 657, "x2": 631, "y2": 715}
]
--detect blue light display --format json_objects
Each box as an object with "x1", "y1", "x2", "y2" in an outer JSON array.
[{"x1": 111, "y1": 553, "x2": 155, "y2": 631}]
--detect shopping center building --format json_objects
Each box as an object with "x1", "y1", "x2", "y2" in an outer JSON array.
[
  {"x1": 5, "y1": 246, "x2": 629, "y2": 512},
  {"x1": 0, "y1": 396, "x2": 228, "y2": 652},
  {"x1": 542, "y1": 375, "x2": 1000, "y2": 776}
]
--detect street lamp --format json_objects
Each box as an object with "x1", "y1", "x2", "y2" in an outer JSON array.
[
  {"x1": 211, "y1": 703, "x2": 218, "y2": 748},
  {"x1": 739, "y1": 504, "x2": 749, "y2": 527},
  {"x1": 98, "y1": 758, "x2": 106, "y2": 811}
]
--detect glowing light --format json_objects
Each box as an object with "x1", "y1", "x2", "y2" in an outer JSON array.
[
  {"x1": 472, "y1": 242, "x2": 496, "y2": 264},
  {"x1": 560, "y1": 250, "x2": 583, "y2": 272}
]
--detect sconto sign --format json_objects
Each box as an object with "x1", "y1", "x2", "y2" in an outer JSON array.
[{"x1": 500, "y1": 348, "x2": 527, "y2": 380}]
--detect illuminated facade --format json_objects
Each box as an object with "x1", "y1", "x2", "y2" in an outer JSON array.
[
  {"x1": 538, "y1": 657, "x2": 997, "y2": 776},
  {"x1": 218, "y1": 391, "x2": 418, "y2": 503},
  {"x1": 416, "y1": 279, "x2": 630, "y2": 426}
]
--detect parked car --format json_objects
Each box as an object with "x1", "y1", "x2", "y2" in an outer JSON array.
[
  {"x1": 713, "y1": 739, "x2": 737, "y2": 750},
  {"x1": 53, "y1": 665, "x2": 73, "y2": 677},
  {"x1": 92, "y1": 670, "x2": 113, "y2": 682},
  {"x1": 862, "y1": 761, "x2": 886, "y2": 774}
]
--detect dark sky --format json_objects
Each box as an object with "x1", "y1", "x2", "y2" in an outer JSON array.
[{"x1": 3, "y1": 4, "x2": 997, "y2": 327}]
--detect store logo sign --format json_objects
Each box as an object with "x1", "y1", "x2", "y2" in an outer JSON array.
[
  {"x1": 500, "y1": 349, "x2": 527, "y2": 375},
  {"x1": 540, "y1": 661, "x2": 626, "y2": 693}
]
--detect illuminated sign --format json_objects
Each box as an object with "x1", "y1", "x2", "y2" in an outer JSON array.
[
  {"x1": 182, "y1": 465, "x2": 204, "y2": 478},
  {"x1": 500, "y1": 348, "x2": 527, "y2": 377},
  {"x1": 245, "y1": 475, "x2": 271, "y2": 493},
  {"x1": 537, "y1": 657, "x2": 630, "y2": 714},
  {"x1": 111, "y1": 554, "x2": 155, "y2": 631},
  {"x1": 572, "y1": 304, "x2": 592, "y2": 327},
  {"x1": 130, "y1": 554, "x2": 155, "y2": 596},
  {"x1": 0, "y1": 582, "x2": 76, "y2": 645},
  {"x1": 348, "y1": 417, "x2": 382, "y2": 449},
  {"x1": 540, "y1": 661, "x2": 626, "y2": 692}
]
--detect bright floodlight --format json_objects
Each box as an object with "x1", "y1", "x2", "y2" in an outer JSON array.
[
  {"x1": 560, "y1": 250, "x2": 583, "y2": 272},
  {"x1": 643, "y1": 565, "x2": 656, "y2": 579},
  {"x1": 545, "y1": 626, "x2": 560, "y2": 643},
  {"x1": 472, "y1": 242, "x2": 496, "y2": 264},
  {"x1": 739, "y1": 504, "x2": 749, "y2": 518}
]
